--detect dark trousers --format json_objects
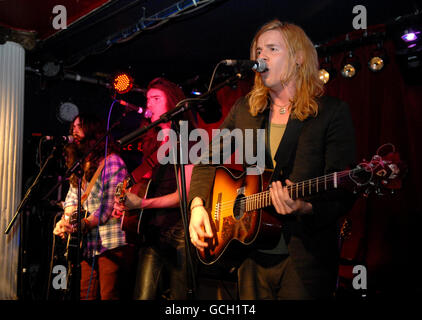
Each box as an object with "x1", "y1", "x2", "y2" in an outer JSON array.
[
  {"x1": 133, "y1": 238, "x2": 188, "y2": 300},
  {"x1": 237, "y1": 251, "x2": 311, "y2": 300},
  {"x1": 80, "y1": 244, "x2": 135, "y2": 300}
]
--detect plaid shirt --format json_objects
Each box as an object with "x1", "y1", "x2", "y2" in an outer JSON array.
[{"x1": 64, "y1": 153, "x2": 128, "y2": 258}]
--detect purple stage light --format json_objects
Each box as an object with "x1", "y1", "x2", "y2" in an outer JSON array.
[{"x1": 401, "y1": 30, "x2": 420, "y2": 42}]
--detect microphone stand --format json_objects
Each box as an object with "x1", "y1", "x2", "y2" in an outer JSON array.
[
  {"x1": 5, "y1": 145, "x2": 60, "y2": 235},
  {"x1": 117, "y1": 71, "x2": 245, "y2": 300},
  {"x1": 172, "y1": 119, "x2": 197, "y2": 300},
  {"x1": 117, "y1": 72, "x2": 243, "y2": 146},
  {"x1": 4, "y1": 144, "x2": 61, "y2": 300}
]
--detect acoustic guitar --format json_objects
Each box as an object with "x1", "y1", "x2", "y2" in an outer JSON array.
[
  {"x1": 196, "y1": 147, "x2": 405, "y2": 265},
  {"x1": 115, "y1": 176, "x2": 152, "y2": 243},
  {"x1": 63, "y1": 208, "x2": 87, "y2": 264}
]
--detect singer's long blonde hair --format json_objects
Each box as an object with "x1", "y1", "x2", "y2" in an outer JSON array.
[{"x1": 247, "y1": 20, "x2": 323, "y2": 120}]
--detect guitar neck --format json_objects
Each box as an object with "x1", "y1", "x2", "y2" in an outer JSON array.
[{"x1": 245, "y1": 168, "x2": 360, "y2": 211}]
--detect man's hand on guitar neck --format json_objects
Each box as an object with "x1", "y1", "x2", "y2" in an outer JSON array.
[
  {"x1": 113, "y1": 192, "x2": 143, "y2": 215},
  {"x1": 53, "y1": 205, "x2": 96, "y2": 238},
  {"x1": 53, "y1": 206, "x2": 76, "y2": 239},
  {"x1": 53, "y1": 218, "x2": 73, "y2": 239},
  {"x1": 189, "y1": 197, "x2": 213, "y2": 251},
  {"x1": 270, "y1": 179, "x2": 313, "y2": 216}
]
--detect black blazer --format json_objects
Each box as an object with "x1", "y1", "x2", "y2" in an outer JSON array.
[{"x1": 189, "y1": 95, "x2": 356, "y2": 297}]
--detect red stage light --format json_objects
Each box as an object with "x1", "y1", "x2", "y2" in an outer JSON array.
[{"x1": 113, "y1": 73, "x2": 133, "y2": 94}]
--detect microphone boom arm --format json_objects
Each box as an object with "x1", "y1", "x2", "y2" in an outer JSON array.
[{"x1": 117, "y1": 72, "x2": 244, "y2": 146}]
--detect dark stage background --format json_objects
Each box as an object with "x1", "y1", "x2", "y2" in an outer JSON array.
[{"x1": 2, "y1": 0, "x2": 420, "y2": 299}]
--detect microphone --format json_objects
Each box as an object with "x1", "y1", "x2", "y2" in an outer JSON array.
[
  {"x1": 44, "y1": 135, "x2": 75, "y2": 143},
  {"x1": 223, "y1": 58, "x2": 268, "y2": 73},
  {"x1": 116, "y1": 99, "x2": 152, "y2": 118}
]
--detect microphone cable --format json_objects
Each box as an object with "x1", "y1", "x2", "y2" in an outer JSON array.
[
  {"x1": 207, "y1": 60, "x2": 225, "y2": 92},
  {"x1": 85, "y1": 100, "x2": 116, "y2": 299}
]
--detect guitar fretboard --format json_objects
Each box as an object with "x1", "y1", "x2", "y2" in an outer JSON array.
[{"x1": 244, "y1": 168, "x2": 359, "y2": 212}]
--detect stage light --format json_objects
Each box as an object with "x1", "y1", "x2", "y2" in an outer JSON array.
[
  {"x1": 401, "y1": 29, "x2": 420, "y2": 43},
  {"x1": 368, "y1": 57, "x2": 384, "y2": 72},
  {"x1": 113, "y1": 73, "x2": 133, "y2": 94},
  {"x1": 42, "y1": 61, "x2": 61, "y2": 77},
  {"x1": 191, "y1": 89, "x2": 202, "y2": 96},
  {"x1": 319, "y1": 69, "x2": 330, "y2": 84},
  {"x1": 319, "y1": 56, "x2": 336, "y2": 84},
  {"x1": 57, "y1": 101, "x2": 79, "y2": 123},
  {"x1": 368, "y1": 43, "x2": 388, "y2": 72},
  {"x1": 394, "y1": 22, "x2": 422, "y2": 84},
  {"x1": 341, "y1": 51, "x2": 360, "y2": 78},
  {"x1": 342, "y1": 64, "x2": 356, "y2": 78}
]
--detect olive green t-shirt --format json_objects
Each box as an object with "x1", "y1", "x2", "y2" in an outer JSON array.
[{"x1": 259, "y1": 122, "x2": 289, "y2": 255}]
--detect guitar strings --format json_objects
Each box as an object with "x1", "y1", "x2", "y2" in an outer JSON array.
[
  {"x1": 216, "y1": 170, "x2": 357, "y2": 211},
  {"x1": 215, "y1": 167, "x2": 366, "y2": 212},
  {"x1": 216, "y1": 167, "x2": 370, "y2": 213}
]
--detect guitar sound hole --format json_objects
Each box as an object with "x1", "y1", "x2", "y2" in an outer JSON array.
[{"x1": 233, "y1": 194, "x2": 246, "y2": 220}]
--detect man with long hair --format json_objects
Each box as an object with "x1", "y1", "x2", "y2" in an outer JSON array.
[
  {"x1": 53, "y1": 113, "x2": 134, "y2": 300},
  {"x1": 114, "y1": 78, "x2": 195, "y2": 300},
  {"x1": 188, "y1": 20, "x2": 356, "y2": 299}
]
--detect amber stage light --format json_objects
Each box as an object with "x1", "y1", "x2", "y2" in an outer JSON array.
[{"x1": 113, "y1": 73, "x2": 133, "y2": 94}]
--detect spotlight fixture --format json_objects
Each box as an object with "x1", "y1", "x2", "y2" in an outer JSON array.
[
  {"x1": 368, "y1": 42, "x2": 388, "y2": 72},
  {"x1": 319, "y1": 69, "x2": 330, "y2": 84},
  {"x1": 368, "y1": 56, "x2": 384, "y2": 71},
  {"x1": 394, "y1": 22, "x2": 422, "y2": 83},
  {"x1": 191, "y1": 88, "x2": 203, "y2": 96},
  {"x1": 341, "y1": 51, "x2": 361, "y2": 78},
  {"x1": 42, "y1": 61, "x2": 61, "y2": 77},
  {"x1": 401, "y1": 28, "x2": 421, "y2": 50},
  {"x1": 57, "y1": 101, "x2": 79, "y2": 123},
  {"x1": 401, "y1": 29, "x2": 420, "y2": 43},
  {"x1": 319, "y1": 56, "x2": 336, "y2": 84},
  {"x1": 113, "y1": 72, "x2": 134, "y2": 94}
]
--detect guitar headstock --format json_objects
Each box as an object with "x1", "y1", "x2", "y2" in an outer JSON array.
[
  {"x1": 115, "y1": 182, "x2": 124, "y2": 197},
  {"x1": 115, "y1": 176, "x2": 132, "y2": 201},
  {"x1": 350, "y1": 144, "x2": 406, "y2": 197}
]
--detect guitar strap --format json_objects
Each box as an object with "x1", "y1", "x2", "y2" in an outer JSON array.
[
  {"x1": 80, "y1": 156, "x2": 107, "y2": 205},
  {"x1": 269, "y1": 116, "x2": 305, "y2": 184},
  {"x1": 64, "y1": 157, "x2": 107, "y2": 255}
]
